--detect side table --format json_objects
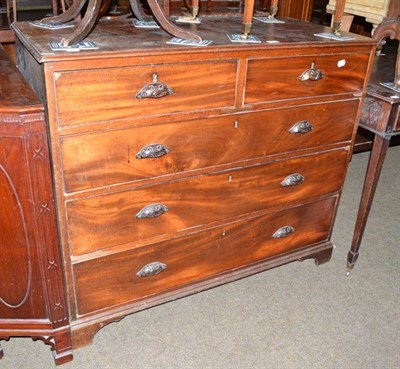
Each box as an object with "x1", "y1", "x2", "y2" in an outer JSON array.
[{"x1": 347, "y1": 50, "x2": 400, "y2": 272}]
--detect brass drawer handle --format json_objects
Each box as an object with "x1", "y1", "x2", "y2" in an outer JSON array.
[
  {"x1": 289, "y1": 120, "x2": 314, "y2": 134},
  {"x1": 136, "y1": 262, "x2": 167, "y2": 277},
  {"x1": 272, "y1": 226, "x2": 295, "y2": 239},
  {"x1": 136, "y1": 73, "x2": 173, "y2": 99},
  {"x1": 281, "y1": 173, "x2": 305, "y2": 187},
  {"x1": 136, "y1": 203, "x2": 169, "y2": 219},
  {"x1": 136, "y1": 144, "x2": 171, "y2": 159},
  {"x1": 299, "y1": 62, "x2": 323, "y2": 81}
]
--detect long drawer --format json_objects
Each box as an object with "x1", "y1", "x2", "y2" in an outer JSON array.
[
  {"x1": 53, "y1": 60, "x2": 237, "y2": 127},
  {"x1": 245, "y1": 53, "x2": 370, "y2": 104},
  {"x1": 60, "y1": 99, "x2": 359, "y2": 193},
  {"x1": 66, "y1": 149, "x2": 348, "y2": 256},
  {"x1": 73, "y1": 197, "x2": 337, "y2": 316}
]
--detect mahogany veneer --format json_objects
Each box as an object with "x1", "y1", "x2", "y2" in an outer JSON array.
[{"x1": 9, "y1": 16, "x2": 376, "y2": 362}]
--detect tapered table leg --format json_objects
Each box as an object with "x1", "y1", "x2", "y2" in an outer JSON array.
[
  {"x1": 192, "y1": 0, "x2": 199, "y2": 19},
  {"x1": 241, "y1": 0, "x2": 255, "y2": 39},
  {"x1": 347, "y1": 134, "x2": 391, "y2": 273}
]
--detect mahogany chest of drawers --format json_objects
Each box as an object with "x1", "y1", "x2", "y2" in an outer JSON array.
[{"x1": 9, "y1": 16, "x2": 376, "y2": 362}]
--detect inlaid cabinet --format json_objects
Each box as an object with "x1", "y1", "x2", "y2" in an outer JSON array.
[{"x1": 0, "y1": 44, "x2": 72, "y2": 364}]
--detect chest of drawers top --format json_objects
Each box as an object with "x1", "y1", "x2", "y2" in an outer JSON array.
[{"x1": 12, "y1": 16, "x2": 374, "y2": 63}]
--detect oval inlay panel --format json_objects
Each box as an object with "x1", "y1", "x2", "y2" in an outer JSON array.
[{"x1": 0, "y1": 164, "x2": 32, "y2": 308}]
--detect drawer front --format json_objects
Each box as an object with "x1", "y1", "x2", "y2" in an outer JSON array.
[
  {"x1": 245, "y1": 53, "x2": 369, "y2": 104},
  {"x1": 67, "y1": 149, "x2": 348, "y2": 256},
  {"x1": 73, "y1": 197, "x2": 336, "y2": 316},
  {"x1": 54, "y1": 61, "x2": 237, "y2": 127},
  {"x1": 61, "y1": 100, "x2": 358, "y2": 193}
]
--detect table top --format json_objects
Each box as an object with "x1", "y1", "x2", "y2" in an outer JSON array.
[{"x1": 12, "y1": 16, "x2": 375, "y2": 63}]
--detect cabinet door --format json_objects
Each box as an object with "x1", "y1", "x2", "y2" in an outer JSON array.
[{"x1": 0, "y1": 135, "x2": 47, "y2": 319}]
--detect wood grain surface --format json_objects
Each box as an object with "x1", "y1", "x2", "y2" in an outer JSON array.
[
  {"x1": 73, "y1": 197, "x2": 336, "y2": 316},
  {"x1": 67, "y1": 149, "x2": 348, "y2": 256},
  {"x1": 245, "y1": 53, "x2": 370, "y2": 104},
  {"x1": 60, "y1": 99, "x2": 358, "y2": 193},
  {"x1": 54, "y1": 60, "x2": 237, "y2": 127}
]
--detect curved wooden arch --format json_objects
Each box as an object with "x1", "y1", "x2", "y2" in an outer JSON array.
[{"x1": 373, "y1": 16, "x2": 400, "y2": 88}]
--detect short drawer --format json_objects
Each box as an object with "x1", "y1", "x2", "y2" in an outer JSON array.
[
  {"x1": 245, "y1": 53, "x2": 369, "y2": 104},
  {"x1": 73, "y1": 197, "x2": 336, "y2": 316},
  {"x1": 60, "y1": 99, "x2": 358, "y2": 193},
  {"x1": 66, "y1": 149, "x2": 349, "y2": 256},
  {"x1": 54, "y1": 61, "x2": 237, "y2": 127}
]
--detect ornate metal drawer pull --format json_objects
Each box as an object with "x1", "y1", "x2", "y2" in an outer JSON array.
[
  {"x1": 136, "y1": 73, "x2": 173, "y2": 99},
  {"x1": 272, "y1": 226, "x2": 295, "y2": 239},
  {"x1": 136, "y1": 144, "x2": 171, "y2": 159},
  {"x1": 281, "y1": 173, "x2": 305, "y2": 187},
  {"x1": 136, "y1": 204, "x2": 168, "y2": 219},
  {"x1": 299, "y1": 62, "x2": 323, "y2": 81},
  {"x1": 136, "y1": 262, "x2": 167, "y2": 277},
  {"x1": 289, "y1": 120, "x2": 314, "y2": 134}
]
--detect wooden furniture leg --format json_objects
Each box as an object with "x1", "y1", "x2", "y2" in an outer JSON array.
[
  {"x1": 6, "y1": 0, "x2": 17, "y2": 21},
  {"x1": 162, "y1": 0, "x2": 170, "y2": 18},
  {"x1": 146, "y1": 0, "x2": 202, "y2": 41},
  {"x1": 372, "y1": 16, "x2": 400, "y2": 88},
  {"x1": 241, "y1": 0, "x2": 255, "y2": 39},
  {"x1": 192, "y1": 0, "x2": 199, "y2": 19},
  {"x1": 347, "y1": 16, "x2": 400, "y2": 272},
  {"x1": 129, "y1": 0, "x2": 153, "y2": 22},
  {"x1": 52, "y1": 0, "x2": 59, "y2": 15},
  {"x1": 60, "y1": 0, "x2": 101, "y2": 46},
  {"x1": 41, "y1": 0, "x2": 87, "y2": 24},
  {"x1": 40, "y1": 0, "x2": 201, "y2": 43},
  {"x1": 60, "y1": 0, "x2": 67, "y2": 13},
  {"x1": 270, "y1": 0, "x2": 278, "y2": 18},
  {"x1": 332, "y1": 0, "x2": 345, "y2": 35},
  {"x1": 347, "y1": 133, "x2": 391, "y2": 273},
  {"x1": 176, "y1": 0, "x2": 200, "y2": 23}
]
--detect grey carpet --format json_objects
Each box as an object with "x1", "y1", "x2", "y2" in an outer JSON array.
[{"x1": 2, "y1": 146, "x2": 400, "y2": 369}]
